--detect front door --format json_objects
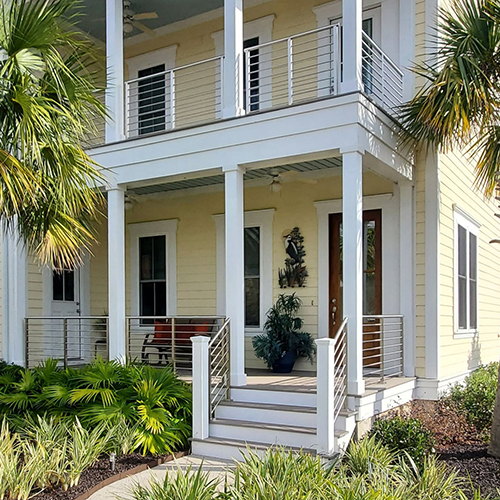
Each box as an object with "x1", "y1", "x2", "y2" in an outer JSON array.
[
  {"x1": 51, "y1": 269, "x2": 83, "y2": 361},
  {"x1": 328, "y1": 210, "x2": 382, "y2": 365}
]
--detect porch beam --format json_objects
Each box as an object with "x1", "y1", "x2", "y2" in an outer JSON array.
[
  {"x1": 223, "y1": 165, "x2": 246, "y2": 387},
  {"x1": 341, "y1": 0, "x2": 363, "y2": 93},
  {"x1": 342, "y1": 150, "x2": 365, "y2": 396},
  {"x1": 223, "y1": 0, "x2": 244, "y2": 118},
  {"x1": 105, "y1": 0, "x2": 125, "y2": 143},
  {"x1": 107, "y1": 186, "x2": 126, "y2": 362}
]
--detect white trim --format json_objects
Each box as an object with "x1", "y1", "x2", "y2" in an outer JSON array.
[
  {"x1": 214, "y1": 208, "x2": 275, "y2": 333},
  {"x1": 128, "y1": 219, "x2": 178, "y2": 317},
  {"x1": 314, "y1": 193, "x2": 399, "y2": 340},
  {"x1": 453, "y1": 206, "x2": 479, "y2": 337}
]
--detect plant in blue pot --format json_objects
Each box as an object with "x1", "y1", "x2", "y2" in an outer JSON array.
[{"x1": 252, "y1": 293, "x2": 316, "y2": 373}]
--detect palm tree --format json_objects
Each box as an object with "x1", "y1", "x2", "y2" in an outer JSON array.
[
  {"x1": 0, "y1": 0, "x2": 106, "y2": 269},
  {"x1": 400, "y1": 0, "x2": 500, "y2": 196},
  {"x1": 400, "y1": 0, "x2": 500, "y2": 456}
]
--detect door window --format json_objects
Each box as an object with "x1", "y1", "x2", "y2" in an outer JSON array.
[
  {"x1": 53, "y1": 270, "x2": 75, "y2": 302},
  {"x1": 243, "y1": 37, "x2": 260, "y2": 112},
  {"x1": 244, "y1": 227, "x2": 261, "y2": 327}
]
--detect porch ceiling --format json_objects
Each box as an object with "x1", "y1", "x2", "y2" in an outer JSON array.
[{"x1": 127, "y1": 157, "x2": 343, "y2": 196}]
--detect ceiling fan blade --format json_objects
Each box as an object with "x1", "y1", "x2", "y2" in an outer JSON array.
[
  {"x1": 134, "y1": 12, "x2": 158, "y2": 20},
  {"x1": 132, "y1": 20, "x2": 157, "y2": 37}
]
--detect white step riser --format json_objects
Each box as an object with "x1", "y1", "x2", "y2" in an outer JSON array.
[
  {"x1": 192, "y1": 440, "x2": 266, "y2": 462},
  {"x1": 335, "y1": 414, "x2": 357, "y2": 434},
  {"x1": 210, "y1": 423, "x2": 318, "y2": 449},
  {"x1": 216, "y1": 405, "x2": 317, "y2": 428},
  {"x1": 230, "y1": 388, "x2": 316, "y2": 408}
]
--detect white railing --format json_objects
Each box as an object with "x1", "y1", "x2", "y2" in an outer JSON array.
[
  {"x1": 25, "y1": 316, "x2": 109, "y2": 369},
  {"x1": 316, "y1": 316, "x2": 348, "y2": 457},
  {"x1": 363, "y1": 315, "x2": 404, "y2": 382},
  {"x1": 209, "y1": 318, "x2": 230, "y2": 417},
  {"x1": 244, "y1": 24, "x2": 341, "y2": 113},
  {"x1": 362, "y1": 32, "x2": 404, "y2": 113},
  {"x1": 124, "y1": 56, "x2": 223, "y2": 138}
]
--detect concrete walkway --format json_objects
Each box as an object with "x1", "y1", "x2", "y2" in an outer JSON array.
[{"x1": 87, "y1": 456, "x2": 234, "y2": 500}]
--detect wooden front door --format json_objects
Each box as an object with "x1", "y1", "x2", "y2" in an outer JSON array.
[{"x1": 328, "y1": 210, "x2": 383, "y2": 365}]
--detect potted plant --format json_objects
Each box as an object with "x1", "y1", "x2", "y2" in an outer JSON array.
[{"x1": 252, "y1": 293, "x2": 316, "y2": 373}]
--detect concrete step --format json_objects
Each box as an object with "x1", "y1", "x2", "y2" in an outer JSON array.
[
  {"x1": 191, "y1": 436, "x2": 317, "y2": 462},
  {"x1": 216, "y1": 400, "x2": 317, "y2": 428},
  {"x1": 209, "y1": 418, "x2": 318, "y2": 449},
  {"x1": 230, "y1": 386, "x2": 316, "y2": 408}
]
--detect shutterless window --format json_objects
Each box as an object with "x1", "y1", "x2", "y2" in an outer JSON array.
[
  {"x1": 53, "y1": 270, "x2": 75, "y2": 302},
  {"x1": 140, "y1": 236, "x2": 167, "y2": 319},
  {"x1": 138, "y1": 64, "x2": 166, "y2": 135},
  {"x1": 457, "y1": 224, "x2": 478, "y2": 331},
  {"x1": 244, "y1": 227, "x2": 260, "y2": 327},
  {"x1": 243, "y1": 37, "x2": 260, "y2": 112}
]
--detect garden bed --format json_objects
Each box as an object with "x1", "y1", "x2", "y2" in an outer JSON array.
[{"x1": 35, "y1": 451, "x2": 189, "y2": 500}]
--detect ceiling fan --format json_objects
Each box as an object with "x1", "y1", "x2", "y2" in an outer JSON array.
[
  {"x1": 268, "y1": 169, "x2": 317, "y2": 193},
  {"x1": 123, "y1": 0, "x2": 158, "y2": 37}
]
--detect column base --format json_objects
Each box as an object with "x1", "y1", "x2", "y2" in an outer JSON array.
[
  {"x1": 347, "y1": 379, "x2": 365, "y2": 396},
  {"x1": 230, "y1": 372, "x2": 247, "y2": 387}
]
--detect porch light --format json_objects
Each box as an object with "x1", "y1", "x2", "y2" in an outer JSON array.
[
  {"x1": 110, "y1": 452, "x2": 116, "y2": 471},
  {"x1": 270, "y1": 179, "x2": 282, "y2": 193}
]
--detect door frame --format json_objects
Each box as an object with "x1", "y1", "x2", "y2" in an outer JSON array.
[{"x1": 315, "y1": 193, "x2": 400, "y2": 339}]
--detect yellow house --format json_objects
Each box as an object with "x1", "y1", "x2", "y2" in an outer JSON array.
[{"x1": 1, "y1": 0, "x2": 499, "y2": 459}]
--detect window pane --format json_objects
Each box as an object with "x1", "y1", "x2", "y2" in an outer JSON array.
[
  {"x1": 155, "y1": 282, "x2": 167, "y2": 317},
  {"x1": 141, "y1": 282, "x2": 155, "y2": 317},
  {"x1": 138, "y1": 64, "x2": 166, "y2": 135},
  {"x1": 470, "y1": 279, "x2": 477, "y2": 329},
  {"x1": 458, "y1": 225, "x2": 467, "y2": 278},
  {"x1": 64, "y1": 270, "x2": 75, "y2": 302},
  {"x1": 243, "y1": 37, "x2": 260, "y2": 112},
  {"x1": 469, "y1": 233, "x2": 477, "y2": 329},
  {"x1": 458, "y1": 276, "x2": 467, "y2": 329},
  {"x1": 245, "y1": 277, "x2": 260, "y2": 327},
  {"x1": 153, "y1": 236, "x2": 166, "y2": 280},
  {"x1": 140, "y1": 237, "x2": 153, "y2": 280},
  {"x1": 469, "y1": 233, "x2": 477, "y2": 280},
  {"x1": 363, "y1": 272, "x2": 376, "y2": 315},
  {"x1": 53, "y1": 272, "x2": 64, "y2": 301},
  {"x1": 244, "y1": 227, "x2": 260, "y2": 277}
]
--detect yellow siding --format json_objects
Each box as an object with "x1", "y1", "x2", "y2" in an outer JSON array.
[
  {"x1": 438, "y1": 151, "x2": 500, "y2": 379},
  {"x1": 27, "y1": 257, "x2": 43, "y2": 318}
]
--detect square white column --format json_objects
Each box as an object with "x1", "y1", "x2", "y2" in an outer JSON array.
[
  {"x1": 105, "y1": 0, "x2": 125, "y2": 143},
  {"x1": 341, "y1": 0, "x2": 363, "y2": 94},
  {"x1": 400, "y1": 181, "x2": 415, "y2": 377},
  {"x1": 223, "y1": 0, "x2": 244, "y2": 118},
  {"x1": 342, "y1": 151, "x2": 365, "y2": 396},
  {"x1": 1, "y1": 222, "x2": 27, "y2": 366},
  {"x1": 107, "y1": 186, "x2": 126, "y2": 362},
  {"x1": 223, "y1": 165, "x2": 246, "y2": 387}
]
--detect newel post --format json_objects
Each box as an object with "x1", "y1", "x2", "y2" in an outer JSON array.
[
  {"x1": 316, "y1": 338, "x2": 336, "y2": 457},
  {"x1": 191, "y1": 336, "x2": 210, "y2": 440}
]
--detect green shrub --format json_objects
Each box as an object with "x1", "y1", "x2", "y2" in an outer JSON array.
[
  {"x1": 448, "y1": 362, "x2": 499, "y2": 432},
  {"x1": 0, "y1": 358, "x2": 192, "y2": 455},
  {"x1": 368, "y1": 417, "x2": 435, "y2": 468}
]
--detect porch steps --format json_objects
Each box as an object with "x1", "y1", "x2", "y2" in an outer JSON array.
[{"x1": 191, "y1": 385, "x2": 357, "y2": 461}]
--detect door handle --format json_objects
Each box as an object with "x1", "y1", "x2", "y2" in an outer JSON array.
[{"x1": 331, "y1": 298, "x2": 337, "y2": 325}]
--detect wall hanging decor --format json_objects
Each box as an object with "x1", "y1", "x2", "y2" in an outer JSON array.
[{"x1": 278, "y1": 227, "x2": 308, "y2": 288}]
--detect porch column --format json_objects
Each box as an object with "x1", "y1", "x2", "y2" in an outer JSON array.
[
  {"x1": 400, "y1": 181, "x2": 415, "y2": 377},
  {"x1": 105, "y1": 0, "x2": 125, "y2": 143},
  {"x1": 223, "y1": 165, "x2": 247, "y2": 387},
  {"x1": 342, "y1": 150, "x2": 365, "y2": 396},
  {"x1": 223, "y1": 0, "x2": 244, "y2": 118},
  {"x1": 107, "y1": 186, "x2": 126, "y2": 362},
  {"x1": 1, "y1": 221, "x2": 27, "y2": 366},
  {"x1": 341, "y1": 0, "x2": 363, "y2": 93}
]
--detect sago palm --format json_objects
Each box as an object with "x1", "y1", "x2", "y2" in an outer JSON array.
[
  {"x1": 0, "y1": 0, "x2": 106, "y2": 268},
  {"x1": 399, "y1": 0, "x2": 500, "y2": 196}
]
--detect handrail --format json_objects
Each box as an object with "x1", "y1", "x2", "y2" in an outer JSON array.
[
  {"x1": 209, "y1": 318, "x2": 230, "y2": 347},
  {"x1": 332, "y1": 317, "x2": 348, "y2": 422},
  {"x1": 332, "y1": 317, "x2": 349, "y2": 343},
  {"x1": 361, "y1": 32, "x2": 404, "y2": 80},
  {"x1": 209, "y1": 318, "x2": 230, "y2": 417}
]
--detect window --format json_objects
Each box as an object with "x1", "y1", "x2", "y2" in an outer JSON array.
[
  {"x1": 455, "y1": 209, "x2": 479, "y2": 333},
  {"x1": 138, "y1": 64, "x2": 166, "y2": 135},
  {"x1": 53, "y1": 270, "x2": 75, "y2": 302},
  {"x1": 245, "y1": 227, "x2": 261, "y2": 327},
  {"x1": 243, "y1": 37, "x2": 260, "y2": 112},
  {"x1": 139, "y1": 236, "x2": 167, "y2": 318}
]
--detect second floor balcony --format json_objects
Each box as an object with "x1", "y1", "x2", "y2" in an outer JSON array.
[{"x1": 92, "y1": 0, "x2": 410, "y2": 147}]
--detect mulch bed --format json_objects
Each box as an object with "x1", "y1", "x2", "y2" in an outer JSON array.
[
  {"x1": 383, "y1": 400, "x2": 500, "y2": 498},
  {"x1": 35, "y1": 451, "x2": 189, "y2": 500}
]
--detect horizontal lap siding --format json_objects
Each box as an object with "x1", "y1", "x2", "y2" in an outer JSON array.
[{"x1": 439, "y1": 150, "x2": 500, "y2": 379}]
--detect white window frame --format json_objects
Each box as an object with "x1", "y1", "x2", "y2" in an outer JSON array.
[
  {"x1": 453, "y1": 206, "x2": 480, "y2": 338},
  {"x1": 214, "y1": 209, "x2": 274, "y2": 334},
  {"x1": 128, "y1": 220, "x2": 178, "y2": 318}
]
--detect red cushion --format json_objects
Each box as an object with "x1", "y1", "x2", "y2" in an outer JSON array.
[
  {"x1": 152, "y1": 321, "x2": 171, "y2": 344},
  {"x1": 194, "y1": 322, "x2": 210, "y2": 333}
]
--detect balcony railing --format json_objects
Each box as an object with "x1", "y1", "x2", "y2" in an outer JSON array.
[
  {"x1": 124, "y1": 56, "x2": 223, "y2": 138},
  {"x1": 362, "y1": 315, "x2": 404, "y2": 382},
  {"x1": 25, "y1": 316, "x2": 109, "y2": 369}
]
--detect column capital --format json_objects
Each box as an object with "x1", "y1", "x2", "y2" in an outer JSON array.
[
  {"x1": 222, "y1": 164, "x2": 246, "y2": 174},
  {"x1": 191, "y1": 336, "x2": 210, "y2": 345},
  {"x1": 106, "y1": 183, "x2": 126, "y2": 193},
  {"x1": 340, "y1": 146, "x2": 365, "y2": 156}
]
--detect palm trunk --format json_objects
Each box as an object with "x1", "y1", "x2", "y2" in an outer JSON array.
[{"x1": 488, "y1": 364, "x2": 500, "y2": 457}]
